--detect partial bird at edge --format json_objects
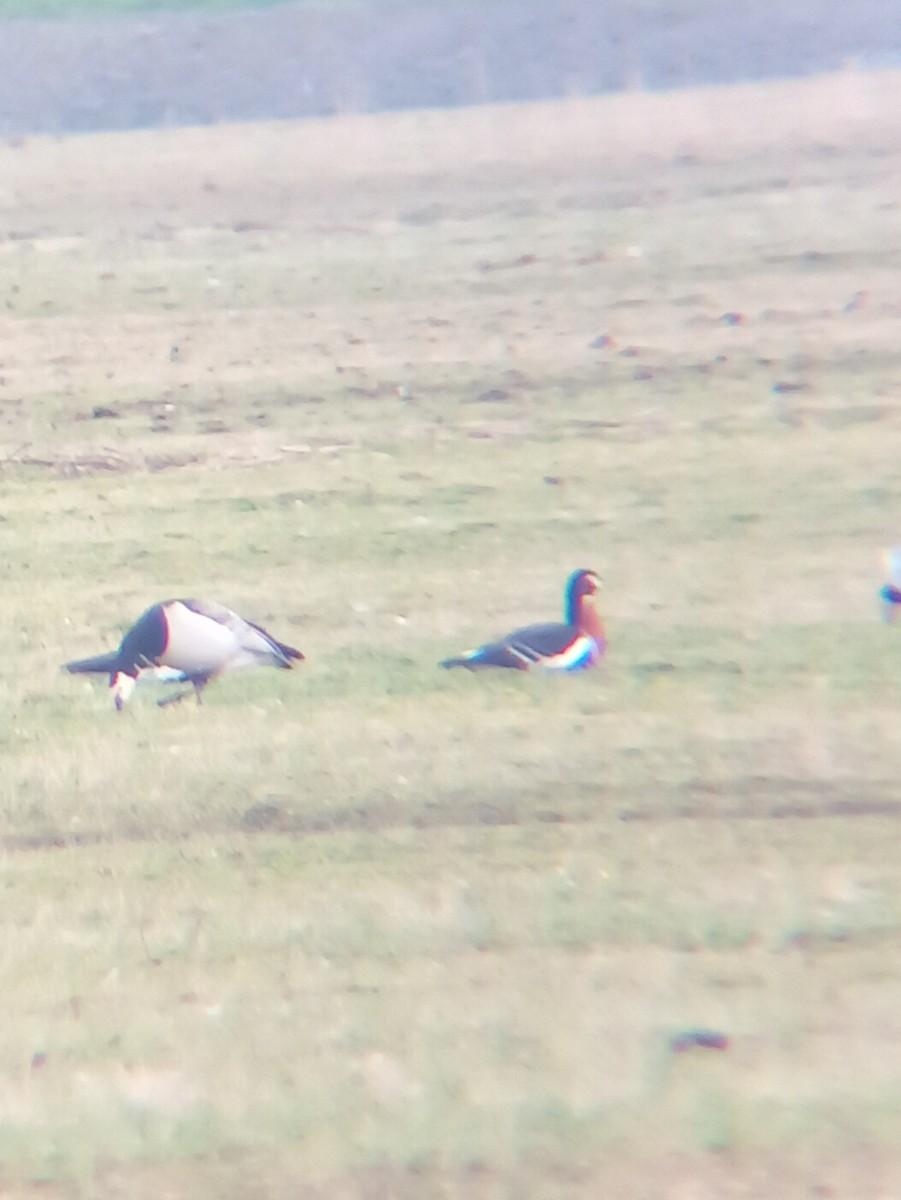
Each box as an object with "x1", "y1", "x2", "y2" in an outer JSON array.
[{"x1": 880, "y1": 547, "x2": 901, "y2": 622}]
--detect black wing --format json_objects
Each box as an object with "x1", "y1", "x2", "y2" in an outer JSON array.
[
  {"x1": 502, "y1": 622, "x2": 580, "y2": 663},
  {"x1": 245, "y1": 619, "x2": 305, "y2": 665},
  {"x1": 443, "y1": 622, "x2": 577, "y2": 670}
]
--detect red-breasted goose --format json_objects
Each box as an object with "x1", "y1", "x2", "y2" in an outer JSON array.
[{"x1": 440, "y1": 569, "x2": 605, "y2": 672}]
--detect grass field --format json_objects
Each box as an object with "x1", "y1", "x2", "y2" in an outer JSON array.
[{"x1": 1, "y1": 67, "x2": 901, "y2": 1196}]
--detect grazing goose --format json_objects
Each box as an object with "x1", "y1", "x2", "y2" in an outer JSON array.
[
  {"x1": 440, "y1": 568, "x2": 605, "y2": 672},
  {"x1": 65, "y1": 598, "x2": 304, "y2": 710},
  {"x1": 881, "y1": 547, "x2": 901, "y2": 621}
]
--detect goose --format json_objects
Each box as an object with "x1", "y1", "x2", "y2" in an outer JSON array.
[
  {"x1": 440, "y1": 569, "x2": 605, "y2": 672},
  {"x1": 881, "y1": 547, "x2": 901, "y2": 621},
  {"x1": 65, "y1": 597, "x2": 303, "y2": 709}
]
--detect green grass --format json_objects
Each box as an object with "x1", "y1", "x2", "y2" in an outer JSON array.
[{"x1": 1, "y1": 73, "x2": 901, "y2": 1195}]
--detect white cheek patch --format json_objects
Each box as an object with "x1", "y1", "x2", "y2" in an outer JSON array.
[{"x1": 111, "y1": 673, "x2": 136, "y2": 711}]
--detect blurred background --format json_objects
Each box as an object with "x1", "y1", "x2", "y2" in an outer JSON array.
[{"x1": 2, "y1": 0, "x2": 901, "y2": 135}]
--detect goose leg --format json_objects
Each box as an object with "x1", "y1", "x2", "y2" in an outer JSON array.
[{"x1": 157, "y1": 672, "x2": 211, "y2": 708}]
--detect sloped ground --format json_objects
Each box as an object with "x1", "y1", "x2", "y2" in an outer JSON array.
[{"x1": 0, "y1": 0, "x2": 900, "y2": 134}]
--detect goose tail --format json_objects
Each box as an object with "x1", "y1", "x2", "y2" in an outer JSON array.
[{"x1": 273, "y1": 640, "x2": 305, "y2": 666}]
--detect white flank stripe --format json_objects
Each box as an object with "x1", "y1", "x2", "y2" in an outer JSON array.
[{"x1": 543, "y1": 636, "x2": 596, "y2": 671}]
